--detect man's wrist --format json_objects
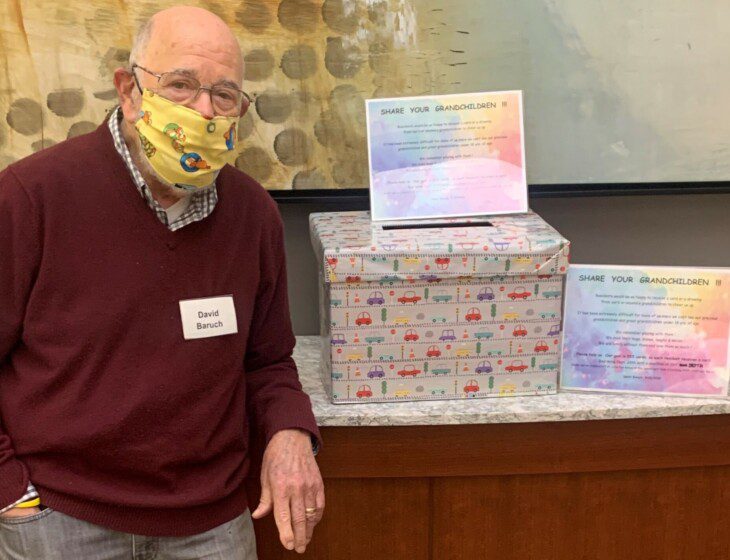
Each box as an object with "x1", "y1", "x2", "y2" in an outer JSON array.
[{"x1": 270, "y1": 428, "x2": 320, "y2": 456}]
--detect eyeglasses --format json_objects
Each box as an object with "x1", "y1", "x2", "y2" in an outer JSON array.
[{"x1": 131, "y1": 63, "x2": 251, "y2": 117}]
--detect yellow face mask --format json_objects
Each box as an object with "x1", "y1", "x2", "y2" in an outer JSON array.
[{"x1": 134, "y1": 89, "x2": 240, "y2": 190}]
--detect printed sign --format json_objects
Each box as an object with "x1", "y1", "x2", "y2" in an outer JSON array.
[
  {"x1": 561, "y1": 265, "x2": 730, "y2": 397},
  {"x1": 366, "y1": 91, "x2": 528, "y2": 221}
]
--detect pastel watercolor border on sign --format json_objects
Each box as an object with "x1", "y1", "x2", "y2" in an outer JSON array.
[
  {"x1": 366, "y1": 91, "x2": 528, "y2": 221},
  {"x1": 561, "y1": 264, "x2": 730, "y2": 397}
]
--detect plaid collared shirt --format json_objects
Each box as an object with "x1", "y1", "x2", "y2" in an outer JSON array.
[{"x1": 107, "y1": 107, "x2": 218, "y2": 231}]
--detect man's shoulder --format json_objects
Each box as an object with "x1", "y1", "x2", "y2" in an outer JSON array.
[
  {"x1": 219, "y1": 164, "x2": 280, "y2": 220},
  {"x1": 4, "y1": 124, "x2": 112, "y2": 195}
]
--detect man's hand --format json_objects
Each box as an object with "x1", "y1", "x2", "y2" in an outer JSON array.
[
  {"x1": 251, "y1": 428, "x2": 324, "y2": 554},
  {"x1": 0, "y1": 506, "x2": 41, "y2": 519}
]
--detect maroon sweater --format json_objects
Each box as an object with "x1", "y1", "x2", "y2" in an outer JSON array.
[{"x1": 0, "y1": 124, "x2": 321, "y2": 536}]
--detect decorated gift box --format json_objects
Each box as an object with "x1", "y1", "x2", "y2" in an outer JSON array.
[{"x1": 309, "y1": 210, "x2": 571, "y2": 403}]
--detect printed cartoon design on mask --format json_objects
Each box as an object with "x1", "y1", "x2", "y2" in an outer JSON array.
[
  {"x1": 139, "y1": 132, "x2": 156, "y2": 158},
  {"x1": 180, "y1": 152, "x2": 211, "y2": 172},
  {"x1": 134, "y1": 88, "x2": 239, "y2": 188},
  {"x1": 163, "y1": 123, "x2": 187, "y2": 153},
  {"x1": 224, "y1": 123, "x2": 236, "y2": 151}
]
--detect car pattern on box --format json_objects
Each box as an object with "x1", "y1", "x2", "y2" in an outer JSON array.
[
  {"x1": 356, "y1": 385, "x2": 372, "y2": 398},
  {"x1": 367, "y1": 366, "x2": 386, "y2": 378},
  {"x1": 365, "y1": 335, "x2": 385, "y2": 343},
  {"x1": 367, "y1": 291, "x2": 385, "y2": 305},
  {"x1": 397, "y1": 365, "x2": 421, "y2": 377},
  {"x1": 311, "y1": 210, "x2": 569, "y2": 403},
  {"x1": 474, "y1": 331, "x2": 494, "y2": 339}
]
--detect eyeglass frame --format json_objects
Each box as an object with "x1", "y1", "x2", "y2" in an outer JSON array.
[{"x1": 130, "y1": 63, "x2": 252, "y2": 117}]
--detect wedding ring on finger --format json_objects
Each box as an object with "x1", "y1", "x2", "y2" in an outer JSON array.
[{"x1": 305, "y1": 507, "x2": 317, "y2": 517}]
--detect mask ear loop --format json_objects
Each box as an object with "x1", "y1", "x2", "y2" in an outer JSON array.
[{"x1": 131, "y1": 65, "x2": 144, "y2": 95}]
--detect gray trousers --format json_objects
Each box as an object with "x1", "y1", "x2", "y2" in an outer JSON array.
[{"x1": 0, "y1": 507, "x2": 258, "y2": 560}]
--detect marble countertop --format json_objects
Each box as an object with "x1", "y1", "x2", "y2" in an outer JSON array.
[{"x1": 293, "y1": 336, "x2": 730, "y2": 427}]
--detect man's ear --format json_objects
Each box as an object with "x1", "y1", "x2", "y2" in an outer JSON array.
[{"x1": 113, "y1": 67, "x2": 140, "y2": 123}]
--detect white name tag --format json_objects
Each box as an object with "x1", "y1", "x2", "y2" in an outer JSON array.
[{"x1": 179, "y1": 295, "x2": 238, "y2": 340}]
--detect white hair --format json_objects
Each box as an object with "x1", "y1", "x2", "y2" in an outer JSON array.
[{"x1": 129, "y1": 18, "x2": 155, "y2": 66}]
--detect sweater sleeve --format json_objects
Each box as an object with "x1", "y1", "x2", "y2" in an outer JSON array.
[
  {"x1": 244, "y1": 207, "x2": 322, "y2": 452},
  {"x1": 0, "y1": 168, "x2": 40, "y2": 508}
]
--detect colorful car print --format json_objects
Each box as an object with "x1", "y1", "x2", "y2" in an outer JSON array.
[
  {"x1": 543, "y1": 290, "x2": 561, "y2": 299},
  {"x1": 431, "y1": 363, "x2": 451, "y2": 375},
  {"x1": 365, "y1": 335, "x2": 385, "y2": 343},
  {"x1": 346, "y1": 352, "x2": 364, "y2": 361},
  {"x1": 419, "y1": 274, "x2": 441, "y2": 283},
  {"x1": 540, "y1": 311, "x2": 557, "y2": 319},
  {"x1": 356, "y1": 385, "x2": 373, "y2": 398},
  {"x1": 474, "y1": 331, "x2": 494, "y2": 340},
  {"x1": 507, "y1": 287, "x2": 531, "y2": 300},
  {"x1": 434, "y1": 257, "x2": 450, "y2": 269},
  {"x1": 355, "y1": 312, "x2": 372, "y2": 326},
  {"x1": 505, "y1": 360, "x2": 528, "y2": 372},
  {"x1": 398, "y1": 291, "x2": 422, "y2": 304},
  {"x1": 503, "y1": 312, "x2": 520, "y2": 320},
  {"x1": 547, "y1": 324, "x2": 561, "y2": 336},
  {"x1": 378, "y1": 354, "x2": 394, "y2": 361},
  {"x1": 393, "y1": 316, "x2": 410, "y2": 325},
  {"x1": 426, "y1": 345, "x2": 442, "y2": 358},
  {"x1": 475, "y1": 360, "x2": 493, "y2": 374},
  {"x1": 394, "y1": 389, "x2": 411, "y2": 397},
  {"x1": 404, "y1": 257, "x2": 421, "y2": 264},
  {"x1": 431, "y1": 387, "x2": 446, "y2": 395},
  {"x1": 346, "y1": 275, "x2": 361, "y2": 283},
  {"x1": 455, "y1": 347, "x2": 471, "y2": 357},
  {"x1": 367, "y1": 291, "x2": 385, "y2": 305},
  {"x1": 499, "y1": 383, "x2": 516, "y2": 395},
  {"x1": 332, "y1": 371, "x2": 344, "y2": 380},
  {"x1": 404, "y1": 329, "x2": 419, "y2": 342},
  {"x1": 397, "y1": 365, "x2": 421, "y2": 377},
  {"x1": 431, "y1": 316, "x2": 447, "y2": 323},
  {"x1": 464, "y1": 379, "x2": 480, "y2": 395},
  {"x1": 367, "y1": 366, "x2": 386, "y2": 379},
  {"x1": 439, "y1": 329, "x2": 457, "y2": 341},
  {"x1": 331, "y1": 333, "x2": 347, "y2": 345},
  {"x1": 331, "y1": 298, "x2": 342, "y2": 307},
  {"x1": 432, "y1": 291, "x2": 453, "y2": 303},
  {"x1": 379, "y1": 275, "x2": 399, "y2": 285},
  {"x1": 534, "y1": 340, "x2": 550, "y2": 353},
  {"x1": 487, "y1": 349, "x2": 503, "y2": 356},
  {"x1": 514, "y1": 257, "x2": 532, "y2": 264},
  {"x1": 465, "y1": 307, "x2": 482, "y2": 322},
  {"x1": 512, "y1": 324, "x2": 528, "y2": 337},
  {"x1": 540, "y1": 363, "x2": 559, "y2": 371},
  {"x1": 477, "y1": 287, "x2": 495, "y2": 301}
]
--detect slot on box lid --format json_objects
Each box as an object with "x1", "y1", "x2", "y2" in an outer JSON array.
[
  {"x1": 310, "y1": 210, "x2": 571, "y2": 284},
  {"x1": 380, "y1": 220, "x2": 494, "y2": 230}
]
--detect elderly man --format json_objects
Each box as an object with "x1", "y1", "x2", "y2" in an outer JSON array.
[{"x1": 0, "y1": 6, "x2": 324, "y2": 559}]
